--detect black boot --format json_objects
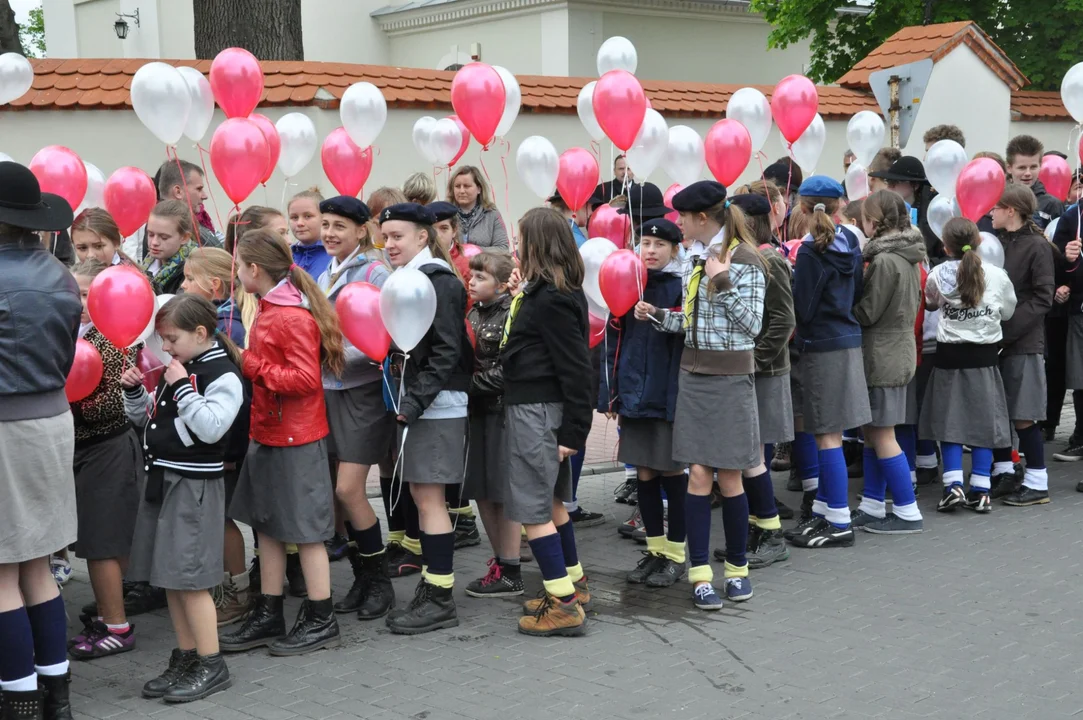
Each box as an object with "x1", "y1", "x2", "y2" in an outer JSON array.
[
  {"x1": 38, "y1": 673, "x2": 72, "y2": 720},
  {"x1": 333, "y1": 547, "x2": 366, "y2": 613},
  {"x1": 143, "y1": 648, "x2": 197, "y2": 698},
  {"x1": 163, "y1": 653, "x2": 232, "y2": 703},
  {"x1": 0, "y1": 689, "x2": 41, "y2": 720},
  {"x1": 386, "y1": 580, "x2": 459, "y2": 635},
  {"x1": 357, "y1": 552, "x2": 395, "y2": 620},
  {"x1": 286, "y1": 553, "x2": 307, "y2": 598},
  {"x1": 219, "y1": 594, "x2": 285, "y2": 652},
  {"x1": 269, "y1": 598, "x2": 341, "y2": 656}
]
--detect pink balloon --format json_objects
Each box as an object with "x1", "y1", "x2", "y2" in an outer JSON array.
[
  {"x1": 210, "y1": 118, "x2": 270, "y2": 206},
  {"x1": 321, "y1": 127, "x2": 373, "y2": 198},
  {"x1": 663, "y1": 183, "x2": 682, "y2": 223},
  {"x1": 557, "y1": 148, "x2": 600, "y2": 213},
  {"x1": 66, "y1": 339, "x2": 103, "y2": 403},
  {"x1": 462, "y1": 243, "x2": 483, "y2": 258},
  {"x1": 771, "y1": 75, "x2": 819, "y2": 144},
  {"x1": 589, "y1": 313, "x2": 606, "y2": 349},
  {"x1": 249, "y1": 113, "x2": 281, "y2": 185},
  {"x1": 102, "y1": 167, "x2": 157, "y2": 237},
  {"x1": 87, "y1": 266, "x2": 155, "y2": 348},
  {"x1": 1040, "y1": 154, "x2": 1071, "y2": 202},
  {"x1": 209, "y1": 47, "x2": 264, "y2": 119},
  {"x1": 29, "y1": 146, "x2": 87, "y2": 211},
  {"x1": 450, "y1": 63, "x2": 506, "y2": 148},
  {"x1": 448, "y1": 115, "x2": 471, "y2": 166},
  {"x1": 599, "y1": 249, "x2": 646, "y2": 317},
  {"x1": 335, "y1": 282, "x2": 391, "y2": 363},
  {"x1": 956, "y1": 158, "x2": 1006, "y2": 222},
  {"x1": 704, "y1": 119, "x2": 752, "y2": 187},
  {"x1": 592, "y1": 70, "x2": 647, "y2": 152},
  {"x1": 588, "y1": 204, "x2": 631, "y2": 250}
]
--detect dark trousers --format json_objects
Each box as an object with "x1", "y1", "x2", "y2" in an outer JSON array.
[{"x1": 1044, "y1": 314, "x2": 1070, "y2": 430}]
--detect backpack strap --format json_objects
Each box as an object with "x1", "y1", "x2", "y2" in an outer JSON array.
[{"x1": 364, "y1": 260, "x2": 384, "y2": 284}]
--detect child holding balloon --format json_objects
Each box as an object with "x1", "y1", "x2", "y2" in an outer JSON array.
[{"x1": 142, "y1": 201, "x2": 198, "y2": 295}]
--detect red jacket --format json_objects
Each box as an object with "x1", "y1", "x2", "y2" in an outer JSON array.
[{"x1": 242, "y1": 280, "x2": 328, "y2": 447}]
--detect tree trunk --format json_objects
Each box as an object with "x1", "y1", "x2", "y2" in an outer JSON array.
[
  {"x1": 0, "y1": 0, "x2": 26, "y2": 55},
  {"x1": 193, "y1": 0, "x2": 303, "y2": 60}
]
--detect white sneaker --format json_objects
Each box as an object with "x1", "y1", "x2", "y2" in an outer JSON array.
[{"x1": 51, "y1": 556, "x2": 72, "y2": 586}]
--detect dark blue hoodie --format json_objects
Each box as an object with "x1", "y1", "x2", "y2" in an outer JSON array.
[
  {"x1": 793, "y1": 225, "x2": 864, "y2": 353},
  {"x1": 291, "y1": 241, "x2": 332, "y2": 280}
]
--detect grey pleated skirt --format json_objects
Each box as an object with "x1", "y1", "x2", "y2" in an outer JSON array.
[
  {"x1": 128, "y1": 470, "x2": 225, "y2": 591},
  {"x1": 325, "y1": 383, "x2": 394, "y2": 465},
  {"x1": 755, "y1": 373, "x2": 795, "y2": 444},
  {"x1": 398, "y1": 417, "x2": 467, "y2": 485},
  {"x1": 73, "y1": 429, "x2": 142, "y2": 561},
  {"x1": 790, "y1": 358, "x2": 805, "y2": 419},
  {"x1": 800, "y1": 347, "x2": 872, "y2": 435},
  {"x1": 465, "y1": 411, "x2": 506, "y2": 503},
  {"x1": 919, "y1": 366, "x2": 1012, "y2": 449},
  {"x1": 903, "y1": 374, "x2": 920, "y2": 425},
  {"x1": 673, "y1": 371, "x2": 760, "y2": 470},
  {"x1": 230, "y1": 439, "x2": 335, "y2": 544},
  {"x1": 617, "y1": 417, "x2": 683, "y2": 473},
  {"x1": 504, "y1": 403, "x2": 573, "y2": 524},
  {"x1": 868, "y1": 385, "x2": 908, "y2": 428},
  {"x1": 1000, "y1": 353, "x2": 1046, "y2": 422},
  {"x1": 1066, "y1": 315, "x2": 1083, "y2": 389}
]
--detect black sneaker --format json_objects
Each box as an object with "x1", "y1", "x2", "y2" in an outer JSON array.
[
  {"x1": 747, "y1": 529, "x2": 789, "y2": 568},
  {"x1": 466, "y1": 559, "x2": 524, "y2": 598},
  {"x1": 862, "y1": 515, "x2": 924, "y2": 534},
  {"x1": 645, "y1": 558, "x2": 685, "y2": 588},
  {"x1": 1002, "y1": 486, "x2": 1051, "y2": 506},
  {"x1": 142, "y1": 648, "x2": 197, "y2": 698},
  {"x1": 453, "y1": 515, "x2": 482, "y2": 549},
  {"x1": 783, "y1": 514, "x2": 823, "y2": 542},
  {"x1": 786, "y1": 467, "x2": 802, "y2": 492},
  {"x1": 285, "y1": 553, "x2": 307, "y2": 598},
  {"x1": 771, "y1": 442, "x2": 791, "y2": 471},
  {"x1": 123, "y1": 583, "x2": 167, "y2": 616},
  {"x1": 219, "y1": 594, "x2": 286, "y2": 652},
  {"x1": 568, "y1": 507, "x2": 605, "y2": 528},
  {"x1": 989, "y1": 472, "x2": 1022, "y2": 499},
  {"x1": 324, "y1": 533, "x2": 349, "y2": 562},
  {"x1": 775, "y1": 498, "x2": 794, "y2": 520},
  {"x1": 386, "y1": 580, "x2": 459, "y2": 635},
  {"x1": 789, "y1": 521, "x2": 855, "y2": 548},
  {"x1": 269, "y1": 598, "x2": 341, "y2": 656},
  {"x1": 613, "y1": 479, "x2": 636, "y2": 504},
  {"x1": 964, "y1": 490, "x2": 992, "y2": 513},
  {"x1": 163, "y1": 653, "x2": 231, "y2": 703},
  {"x1": 1053, "y1": 443, "x2": 1083, "y2": 462},
  {"x1": 626, "y1": 552, "x2": 666, "y2": 584},
  {"x1": 915, "y1": 467, "x2": 940, "y2": 486},
  {"x1": 387, "y1": 543, "x2": 423, "y2": 578},
  {"x1": 937, "y1": 485, "x2": 966, "y2": 513}
]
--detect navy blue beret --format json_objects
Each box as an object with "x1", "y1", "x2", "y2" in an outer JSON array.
[
  {"x1": 730, "y1": 193, "x2": 771, "y2": 217},
  {"x1": 319, "y1": 196, "x2": 371, "y2": 226},
  {"x1": 637, "y1": 218, "x2": 682, "y2": 244},
  {"x1": 798, "y1": 176, "x2": 845, "y2": 199},
  {"x1": 379, "y1": 202, "x2": 436, "y2": 226},
  {"x1": 427, "y1": 201, "x2": 458, "y2": 223},
  {"x1": 670, "y1": 180, "x2": 727, "y2": 213}
]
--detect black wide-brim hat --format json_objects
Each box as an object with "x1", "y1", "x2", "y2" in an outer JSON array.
[
  {"x1": 0, "y1": 161, "x2": 74, "y2": 232},
  {"x1": 868, "y1": 155, "x2": 927, "y2": 183},
  {"x1": 617, "y1": 182, "x2": 672, "y2": 220}
]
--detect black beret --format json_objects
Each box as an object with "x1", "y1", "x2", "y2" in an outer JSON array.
[
  {"x1": 319, "y1": 196, "x2": 371, "y2": 226},
  {"x1": 670, "y1": 180, "x2": 727, "y2": 213},
  {"x1": 427, "y1": 201, "x2": 458, "y2": 223},
  {"x1": 763, "y1": 162, "x2": 802, "y2": 192},
  {"x1": 729, "y1": 193, "x2": 771, "y2": 217},
  {"x1": 637, "y1": 218, "x2": 682, "y2": 244},
  {"x1": 379, "y1": 202, "x2": 436, "y2": 226}
]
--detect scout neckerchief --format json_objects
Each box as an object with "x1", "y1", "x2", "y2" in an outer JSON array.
[
  {"x1": 500, "y1": 290, "x2": 525, "y2": 349},
  {"x1": 142, "y1": 241, "x2": 196, "y2": 294},
  {"x1": 683, "y1": 237, "x2": 740, "y2": 329}
]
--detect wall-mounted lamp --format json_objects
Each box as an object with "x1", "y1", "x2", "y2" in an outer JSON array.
[{"x1": 114, "y1": 9, "x2": 140, "y2": 40}]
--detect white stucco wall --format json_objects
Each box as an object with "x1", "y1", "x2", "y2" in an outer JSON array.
[
  {"x1": 1009, "y1": 120, "x2": 1079, "y2": 164},
  {"x1": 303, "y1": 0, "x2": 390, "y2": 65},
  {"x1": 387, "y1": 14, "x2": 546, "y2": 72},
  {"x1": 73, "y1": 0, "x2": 123, "y2": 59}
]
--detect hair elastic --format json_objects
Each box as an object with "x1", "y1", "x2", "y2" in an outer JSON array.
[
  {"x1": 813, "y1": 203, "x2": 826, "y2": 212},
  {"x1": 724, "y1": 199, "x2": 731, "y2": 209},
  {"x1": 289, "y1": 263, "x2": 299, "y2": 272},
  {"x1": 961, "y1": 244, "x2": 972, "y2": 252}
]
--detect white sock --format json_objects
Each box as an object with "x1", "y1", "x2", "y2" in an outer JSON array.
[
  {"x1": 892, "y1": 502, "x2": 922, "y2": 521},
  {"x1": 970, "y1": 474, "x2": 991, "y2": 491},
  {"x1": 858, "y1": 497, "x2": 886, "y2": 518},
  {"x1": 105, "y1": 621, "x2": 129, "y2": 633},
  {"x1": 35, "y1": 661, "x2": 69, "y2": 677},
  {"x1": 942, "y1": 469, "x2": 964, "y2": 487},
  {"x1": 801, "y1": 475, "x2": 819, "y2": 492},
  {"x1": 563, "y1": 500, "x2": 579, "y2": 512},
  {"x1": 811, "y1": 499, "x2": 828, "y2": 517},
  {"x1": 910, "y1": 470, "x2": 918, "y2": 487},
  {"x1": 993, "y1": 461, "x2": 1015, "y2": 476},
  {"x1": 1022, "y1": 468, "x2": 1048, "y2": 491},
  {"x1": 0, "y1": 674, "x2": 38, "y2": 692},
  {"x1": 916, "y1": 454, "x2": 938, "y2": 469}
]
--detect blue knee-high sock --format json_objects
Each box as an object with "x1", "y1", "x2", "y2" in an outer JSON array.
[
  {"x1": 526, "y1": 533, "x2": 574, "y2": 602},
  {"x1": 0, "y1": 607, "x2": 35, "y2": 686},
  {"x1": 896, "y1": 425, "x2": 917, "y2": 471},
  {"x1": 916, "y1": 438, "x2": 938, "y2": 462},
  {"x1": 721, "y1": 494, "x2": 750, "y2": 569},
  {"x1": 880, "y1": 453, "x2": 920, "y2": 519},
  {"x1": 941, "y1": 442, "x2": 964, "y2": 487},
  {"x1": 970, "y1": 447, "x2": 993, "y2": 478},
  {"x1": 661, "y1": 474, "x2": 688, "y2": 542},
  {"x1": 685, "y1": 493, "x2": 712, "y2": 568},
  {"x1": 764, "y1": 443, "x2": 774, "y2": 469},
  {"x1": 742, "y1": 470, "x2": 778, "y2": 522},
  {"x1": 571, "y1": 447, "x2": 585, "y2": 500},
  {"x1": 818, "y1": 447, "x2": 849, "y2": 528},
  {"x1": 858, "y1": 447, "x2": 886, "y2": 518},
  {"x1": 1017, "y1": 424, "x2": 1049, "y2": 491},
  {"x1": 556, "y1": 520, "x2": 579, "y2": 569},
  {"x1": 793, "y1": 432, "x2": 820, "y2": 492},
  {"x1": 24, "y1": 596, "x2": 67, "y2": 668},
  {"x1": 636, "y1": 477, "x2": 665, "y2": 538}
]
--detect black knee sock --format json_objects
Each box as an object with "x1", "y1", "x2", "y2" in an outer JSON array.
[
  {"x1": 346, "y1": 520, "x2": 384, "y2": 556},
  {"x1": 420, "y1": 531, "x2": 454, "y2": 578},
  {"x1": 636, "y1": 477, "x2": 665, "y2": 538},
  {"x1": 661, "y1": 474, "x2": 687, "y2": 542}
]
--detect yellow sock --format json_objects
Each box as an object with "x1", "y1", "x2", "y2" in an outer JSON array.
[
  {"x1": 566, "y1": 562, "x2": 584, "y2": 583},
  {"x1": 749, "y1": 514, "x2": 759, "y2": 526},
  {"x1": 387, "y1": 530, "x2": 405, "y2": 544},
  {"x1": 645, "y1": 536, "x2": 665, "y2": 555},
  {"x1": 754, "y1": 515, "x2": 782, "y2": 531},
  {"x1": 723, "y1": 560, "x2": 749, "y2": 579},
  {"x1": 286, "y1": 544, "x2": 299, "y2": 554},
  {"x1": 422, "y1": 569, "x2": 454, "y2": 589},
  {"x1": 542, "y1": 575, "x2": 576, "y2": 598},
  {"x1": 449, "y1": 505, "x2": 475, "y2": 518},
  {"x1": 662, "y1": 539, "x2": 686, "y2": 563},
  {"x1": 521, "y1": 527, "x2": 528, "y2": 539},
  {"x1": 688, "y1": 563, "x2": 713, "y2": 584},
  {"x1": 401, "y1": 535, "x2": 422, "y2": 555}
]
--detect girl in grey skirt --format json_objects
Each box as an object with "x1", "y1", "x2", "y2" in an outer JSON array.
[
  {"x1": 122, "y1": 295, "x2": 244, "y2": 703},
  {"x1": 921, "y1": 219, "x2": 1017, "y2": 514},
  {"x1": 851, "y1": 191, "x2": 925, "y2": 535}
]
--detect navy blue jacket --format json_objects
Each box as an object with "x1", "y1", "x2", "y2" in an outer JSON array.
[
  {"x1": 1051, "y1": 204, "x2": 1083, "y2": 315},
  {"x1": 598, "y1": 268, "x2": 683, "y2": 421},
  {"x1": 793, "y1": 225, "x2": 864, "y2": 354}
]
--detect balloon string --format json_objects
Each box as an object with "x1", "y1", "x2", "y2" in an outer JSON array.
[
  {"x1": 387, "y1": 352, "x2": 410, "y2": 515},
  {"x1": 590, "y1": 140, "x2": 601, "y2": 165},
  {"x1": 195, "y1": 143, "x2": 226, "y2": 239},
  {"x1": 168, "y1": 145, "x2": 204, "y2": 251},
  {"x1": 498, "y1": 138, "x2": 517, "y2": 255},
  {"x1": 479, "y1": 146, "x2": 511, "y2": 250}
]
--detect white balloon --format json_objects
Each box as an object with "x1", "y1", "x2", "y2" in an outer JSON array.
[
  {"x1": 412, "y1": 116, "x2": 439, "y2": 164},
  {"x1": 1062, "y1": 62, "x2": 1083, "y2": 125},
  {"x1": 846, "y1": 111, "x2": 885, "y2": 168},
  {"x1": 783, "y1": 113, "x2": 825, "y2": 174},
  {"x1": 662, "y1": 125, "x2": 704, "y2": 187},
  {"x1": 275, "y1": 112, "x2": 318, "y2": 178},
  {"x1": 926, "y1": 193, "x2": 959, "y2": 240},
  {"x1": 341, "y1": 82, "x2": 387, "y2": 150},
  {"x1": 131, "y1": 62, "x2": 192, "y2": 146},
  {"x1": 493, "y1": 66, "x2": 521, "y2": 138},
  {"x1": 597, "y1": 36, "x2": 638, "y2": 76},
  {"x1": 1046, "y1": 216, "x2": 1060, "y2": 242},
  {"x1": 428, "y1": 118, "x2": 463, "y2": 167},
  {"x1": 978, "y1": 231, "x2": 1004, "y2": 269},
  {"x1": 924, "y1": 139, "x2": 968, "y2": 200},
  {"x1": 0, "y1": 52, "x2": 33, "y2": 105},
  {"x1": 626, "y1": 110, "x2": 668, "y2": 180},
  {"x1": 176, "y1": 66, "x2": 214, "y2": 143},
  {"x1": 80, "y1": 162, "x2": 107, "y2": 211},
  {"x1": 380, "y1": 268, "x2": 437, "y2": 353},
  {"x1": 516, "y1": 136, "x2": 559, "y2": 200},
  {"x1": 844, "y1": 162, "x2": 869, "y2": 201},
  {"x1": 577, "y1": 82, "x2": 605, "y2": 142},
  {"x1": 726, "y1": 87, "x2": 772, "y2": 154},
  {"x1": 580, "y1": 237, "x2": 619, "y2": 313},
  {"x1": 133, "y1": 293, "x2": 174, "y2": 365}
]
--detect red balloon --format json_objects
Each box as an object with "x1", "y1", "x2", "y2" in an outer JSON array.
[
  {"x1": 1041, "y1": 154, "x2": 1071, "y2": 202},
  {"x1": 102, "y1": 167, "x2": 157, "y2": 237},
  {"x1": 557, "y1": 148, "x2": 599, "y2": 214},
  {"x1": 29, "y1": 146, "x2": 87, "y2": 212},
  {"x1": 462, "y1": 243, "x2": 483, "y2": 258},
  {"x1": 592, "y1": 70, "x2": 647, "y2": 152},
  {"x1": 66, "y1": 339, "x2": 103, "y2": 403},
  {"x1": 448, "y1": 115, "x2": 471, "y2": 166},
  {"x1": 87, "y1": 266, "x2": 155, "y2": 348},
  {"x1": 771, "y1": 75, "x2": 819, "y2": 143},
  {"x1": 663, "y1": 183, "x2": 682, "y2": 223},
  {"x1": 588, "y1": 204, "x2": 631, "y2": 250},
  {"x1": 249, "y1": 113, "x2": 281, "y2": 185},
  {"x1": 450, "y1": 63, "x2": 506, "y2": 148},
  {"x1": 335, "y1": 282, "x2": 391, "y2": 363},
  {"x1": 209, "y1": 47, "x2": 264, "y2": 119},
  {"x1": 705, "y1": 119, "x2": 752, "y2": 187},
  {"x1": 137, "y1": 348, "x2": 165, "y2": 394},
  {"x1": 599, "y1": 249, "x2": 647, "y2": 318},
  {"x1": 588, "y1": 313, "x2": 606, "y2": 349},
  {"x1": 321, "y1": 127, "x2": 373, "y2": 198},
  {"x1": 956, "y1": 158, "x2": 1006, "y2": 222},
  {"x1": 210, "y1": 118, "x2": 270, "y2": 206}
]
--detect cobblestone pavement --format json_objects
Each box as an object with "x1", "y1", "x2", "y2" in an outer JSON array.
[{"x1": 62, "y1": 430, "x2": 1083, "y2": 720}]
